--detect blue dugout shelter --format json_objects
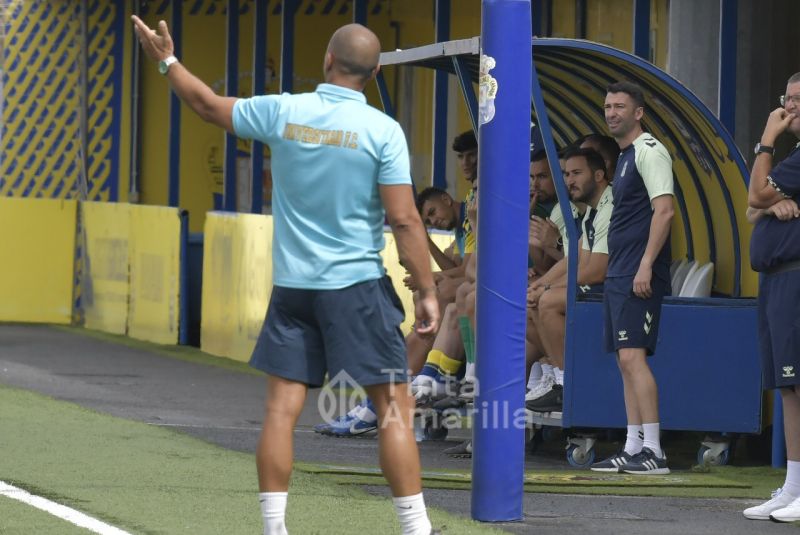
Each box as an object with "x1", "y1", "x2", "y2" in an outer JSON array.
[{"x1": 380, "y1": 31, "x2": 762, "y2": 521}]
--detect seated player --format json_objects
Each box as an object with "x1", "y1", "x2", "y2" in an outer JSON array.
[{"x1": 526, "y1": 147, "x2": 613, "y2": 412}]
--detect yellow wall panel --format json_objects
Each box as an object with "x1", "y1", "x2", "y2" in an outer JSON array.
[
  {"x1": 381, "y1": 231, "x2": 454, "y2": 334},
  {"x1": 81, "y1": 202, "x2": 132, "y2": 334},
  {"x1": 201, "y1": 212, "x2": 272, "y2": 362},
  {"x1": 0, "y1": 198, "x2": 77, "y2": 323},
  {"x1": 201, "y1": 211, "x2": 453, "y2": 361},
  {"x1": 127, "y1": 205, "x2": 182, "y2": 344}
]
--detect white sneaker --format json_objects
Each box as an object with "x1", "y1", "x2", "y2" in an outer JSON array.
[
  {"x1": 525, "y1": 374, "x2": 555, "y2": 401},
  {"x1": 770, "y1": 494, "x2": 800, "y2": 522},
  {"x1": 411, "y1": 374, "x2": 449, "y2": 405},
  {"x1": 743, "y1": 488, "x2": 797, "y2": 520}
]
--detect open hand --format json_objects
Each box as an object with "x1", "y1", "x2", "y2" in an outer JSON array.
[{"x1": 131, "y1": 16, "x2": 174, "y2": 62}]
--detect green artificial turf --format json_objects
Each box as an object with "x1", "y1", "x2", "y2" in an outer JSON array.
[
  {"x1": 0, "y1": 385, "x2": 504, "y2": 534},
  {"x1": 298, "y1": 462, "x2": 785, "y2": 500}
]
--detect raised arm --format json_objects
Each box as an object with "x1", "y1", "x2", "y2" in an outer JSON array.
[
  {"x1": 132, "y1": 16, "x2": 237, "y2": 132},
  {"x1": 749, "y1": 108, "x2": 797, "y2": 208}
]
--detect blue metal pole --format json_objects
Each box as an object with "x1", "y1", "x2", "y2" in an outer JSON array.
[
  {"x1": 432, "y1": 0, "x2": 450, "y2": 189},
  {"x1": 168, "y1": 1, "x2": 183, "y2": 207},
  {"x1": 375, "y1": 71, "x2": 396, "y2": 118},
  {"x1": 632, "y1": 0, "x2": 650, "y2": 60},
  {"x1": 472, "y1": 0, "x2": 531, "y2": 522},
  {"x1": 452, "y1": 57, "x2": 479, "y2": 134},
  {"x1": 251, "y1": 0, "x2": 267, "y2": 214},
  {"x1": 576, "y1": 0, "x2": 587, "y2": 38},
  {"x1": 224, "y1": 0, "x2": 239, "y2": 212},
  {"x1": 718, "y1": 0, "x2": 737, "y2": 136},
  {"x1": 531, "y1": 0, "x2": 542, "y2": 36},
  {"x1": 773, "y1": 389, "x2": 787, "y2": 468},
  {"x1": 530, "y1": 53, "x2": 580, "y2": 427},
  {"x1": 179, "y1": 210, "x2": 189, "y2": 345},
  {"x1": 353, "y1": 0, "x2": 367, "y2": 24},
  {"x1": 281, "y1": 0, "x2": 298, "y2": 94}
]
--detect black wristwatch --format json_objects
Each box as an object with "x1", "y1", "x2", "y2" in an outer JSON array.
[{"x1": 754, "y1": 143, "x2": 775, "y2": 156}]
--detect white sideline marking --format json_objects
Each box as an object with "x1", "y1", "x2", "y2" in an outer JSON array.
[{"x1": 0, "y1": 481, "x2": 131, "y2": 535}]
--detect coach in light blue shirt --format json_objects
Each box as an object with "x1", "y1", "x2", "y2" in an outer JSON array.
[
  {"x1": 131, "y1": 16, "x2": 441, "y2": 535},
  {"x1": 233, "y1": 84, "x2": 412, "y2": 288}
]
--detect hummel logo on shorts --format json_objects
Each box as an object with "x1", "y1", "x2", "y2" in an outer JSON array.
[
  {"x1": 783, "y1": 366, "x2": 796, "y2": 378},
  {"x1": 618, "y1": 330, "x2": 628, "y2": 341}
]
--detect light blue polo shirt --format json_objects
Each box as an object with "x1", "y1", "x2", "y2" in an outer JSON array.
[{"x1": 232, "y1": 83, "x2": 412, "y2": 289}]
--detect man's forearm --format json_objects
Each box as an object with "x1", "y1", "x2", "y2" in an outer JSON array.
[
  {"x1": 641, "y1": 209, "x2": 673, "y2": 268},
  {"x1": 428, "y1": 237, "x2": 458, "y2": 271},
  {"x1": 166, "y1": 63, "x2": 236, "y2": 131},
  {"x1": 393, "y1": 220, "x2": 436, "y2": 293},
  {"x1": 438, "y1": 262, "x2": 467, "y2": 279}
]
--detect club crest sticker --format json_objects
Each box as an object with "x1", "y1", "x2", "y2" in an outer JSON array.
[{"x1": 479, "y1": 54, "x2": 498, "y2": 125}]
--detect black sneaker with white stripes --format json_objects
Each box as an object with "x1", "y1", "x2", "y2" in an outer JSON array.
[
  {"x1": 621, "y1": 447, "x2": 670, "y2": 475},
  {"x1": 589, "y1": 450, "x2": 633, "y2": 472}
]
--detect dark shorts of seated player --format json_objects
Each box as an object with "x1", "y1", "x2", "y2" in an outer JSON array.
[
  {"x1": 250, "y1": 276, "x2": 408, "y2": 388},
  {"x1": 758, "y1": 268, "x2": 800, "y2": 390},
  {"x1": 578, "y1": 283, "x2": 604, "y2": 295},
  {"x1": 603, "y1": 274, "x2": 669, "y2": 356}
]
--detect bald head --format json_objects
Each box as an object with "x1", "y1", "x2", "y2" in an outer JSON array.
[{"x1": 325, "y1": 24, "x2": 381, "y2": 86}]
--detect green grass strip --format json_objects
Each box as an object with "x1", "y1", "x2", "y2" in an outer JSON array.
[
  {"x1": 0, "y1": 493, "x2": 89, "y2": 534},
  {"x1": 0, "y1": 385, "x2": 504, "y2": 534},
  {"x1": 298, "y1": 462, "x2": 784, "y2": 500}
]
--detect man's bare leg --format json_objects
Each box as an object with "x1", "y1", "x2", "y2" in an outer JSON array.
[
  {"x1": 256, "y1": 375, "x2": 308, "y2": 535},
  {"x1": 367, "y1": 382, "x2": 433, "y2": 534},
  {"x1": 537, "y1": 287, "x2": 567, "y2": 370},
  {"x1": 257, "y1": 375, "x2": 308, "y2": 491}
]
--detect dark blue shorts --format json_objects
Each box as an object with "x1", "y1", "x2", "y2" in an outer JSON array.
[
  {"x1": 578, "y1": 283, "x2": 604, "y2": 296},
  {"x1": 758, "y1": 269, "x2": 800, "y2": 389},
  {"x1": 249, "y1": 276, "x2": 408, "y2": 388},
  {"x1": 603, "y1": 275, "x2": 669, "y2": 356}
]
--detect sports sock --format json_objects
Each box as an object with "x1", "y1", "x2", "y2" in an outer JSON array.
[
  {"x1": 437, "y1": 351, "x2": 463, "y2": 376},
  {"x1": 541, "y1": 363, "x2": 555, "y2": 378},
  {"x1": 642, "y1": 422, "x2": 663, "y2": 458},
  {"x1": 259, "y1": 492, "x2": 288, "y2": 535},
  {"x1": 457, "y1": 316, "x2": 475, "y2": 364},
  {"x1": 463, "y1": 361, "x2": 476, "y2": 381},
  {"x1": 418, "y1": 350, "x2": 443, "y2": 377},
  {"x1": 356, "y1": 400, "x2": 377, "y2": 424},
  {"x1": 393, "y1": 493, "x2": 432, "y2": 535},
  {"x1": 784, "y1": 460, "x2": 800, "y2": 497},
  {"x1": 553, "y1": 367, "x2": 564, "y2": 386},
  {"x1": 527, "y1": 362, "x2": 543, "y2": 390},
  {"x1": 623, "y1": 424, "x2": 644, "y2": 456}
]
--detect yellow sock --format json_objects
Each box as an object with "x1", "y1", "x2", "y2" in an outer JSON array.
[
  {"x1": 438, "y1": 352, "x2": 463, "y2": 376},
  {"x1": 425, "y1": 349, "x2": 443, "y2": 369}
]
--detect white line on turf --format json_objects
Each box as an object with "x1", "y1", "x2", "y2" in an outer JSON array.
[{"x1": 0, "y1": 481, "x2": 131, "y2": 535}]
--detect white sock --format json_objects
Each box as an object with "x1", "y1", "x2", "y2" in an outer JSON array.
[
  {"x1": 259, "y1": 492, "x2": 289, "y2": 535},
  {"x1": 464, "y1": 361, "x2": 476, "y2": 380},
  {"x1": 642, "y1": 422, "x2": 663, "y2": 458},
  {"x1": 784, "y1": 460, "x2": 800, "y2": 497},
  {"x1": 356, "y1": 403, "x2": 377, "y2": 424},
  {"x1": 623, "y1": 424, "x2": 644, "y2": 455},
  {"x1": 553, "y1": 367, "x2": 564, "y2": 386},
  {"x1": 527, "y1": 362, "x2": 543, "y2": 390},
  {"x1": 393, "y1": 493, "x2": 432, "y2": 535},
  {"x1": 541, "y1": 363, "x2": 555, "y2": 378}
]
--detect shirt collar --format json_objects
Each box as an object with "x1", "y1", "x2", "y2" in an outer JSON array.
[
  {"x1": 316, "y1": 83, "x2": 367, "y2": 103},
  {"x1": 596, "y1": 184, "x2": 613, "y2": 210}
]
